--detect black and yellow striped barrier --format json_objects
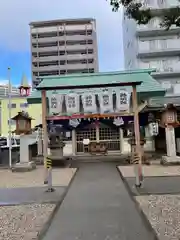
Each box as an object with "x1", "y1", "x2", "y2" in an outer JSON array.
[
  {"x1": 45, "y1": 157, "x2": 52, "y2": 169},
  {"x1": 132, "y1": 153, "x2": 139, "y2": 165}
]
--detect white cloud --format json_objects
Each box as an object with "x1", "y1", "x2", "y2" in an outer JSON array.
[
  {"x1": 0, "y1": 80, "x2": 8, "y2": 85},
  {"x1": 0, "y1": 79, "x2": 31, "y2": 87},
  {"x1": 0, "y1": 0, "x2": 123, "y2": 70}
]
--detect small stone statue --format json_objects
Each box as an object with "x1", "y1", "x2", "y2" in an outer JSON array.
[{"x1": 48, "y1": 126, "x2": 65, "y2": 158}]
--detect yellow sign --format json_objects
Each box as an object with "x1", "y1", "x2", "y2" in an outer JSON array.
[{"x1": 45, "y1": 157, "x2": 52, "y2": 169}]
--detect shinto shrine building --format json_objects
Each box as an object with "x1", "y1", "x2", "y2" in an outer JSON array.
[{"x1": 28, "y1": 69, "x2": 171, "y2": 159}]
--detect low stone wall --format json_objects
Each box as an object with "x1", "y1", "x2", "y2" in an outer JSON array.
[{"x1": 0, "y1": 143, "x2": 38, "y2": 166}]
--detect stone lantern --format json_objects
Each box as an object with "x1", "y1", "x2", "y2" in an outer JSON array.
[
  {"x1": 127, "y1": 121, "x2": 148, "y2": 164},
  {"x1": 160, "y1": 104, "x2": 180, "y2": 164},
  {"x1": 12, "y1": 111, "x2": 33, "y2": 135},
  {"x1": 48, "y1": 123, "x2": 66, "y2": 165},
  {"x1": 11, "y1": 111, "x2": 36, "y2": 171}
]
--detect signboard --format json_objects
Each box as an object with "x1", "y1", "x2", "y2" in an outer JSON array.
[
  {"x1": 98, "y1": 91, "x2": 113, "y2": 114},
  {"x1": 116, "y1": 90, "x2": 130, "y2": 112},
  {"x1": 69, "y1": 119, "x2": 80, "y2": 128},
  {"x1": 83, "y1": 139, "x2": 90, "y2": 145},
  {"x1": 113, "y1": 117, "x2": 124, "y2": 126},
  {"x1": 48, "y1": 90, "x2": 131, "y2": 117},
  {"x1": 81, "y1": 93, "x2": 97, "y2": 113},
  {"x1": 49, "y1": 94, "x2": 63, "y2": 114},
  {"x1": 149, "y1": 122, "x2": 159, "y2": 136},
  {"x1": 65, "y1": 93, "x2": 80, "y2": 114}
]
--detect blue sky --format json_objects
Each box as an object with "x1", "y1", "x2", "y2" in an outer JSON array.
[{"x1": 0, "y1": 0, "x2": 123, "y2": 86}]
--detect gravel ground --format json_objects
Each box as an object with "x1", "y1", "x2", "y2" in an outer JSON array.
[
  {"x1": 119, "y1": 165, "x2": 180, "y2": 177},
  {"x1": 0, "y1": 167, "x2": 76, "y2": 188},
  {"x1": 0, "y1": 203, "x2": 56, "y2": 240},
  {"x1": 136, "y1": 195, "x2": 180, "y2": 240}
]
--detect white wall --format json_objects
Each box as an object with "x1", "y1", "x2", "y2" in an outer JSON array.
[
  {"x1": 142, "y1": 0, "x2": 179, "y2": 9},
  {"x1": 138, "y1": 57, "x2": 180, "y2": 72},
  {"x1": 138, "y1": 37, "x2": 180, "y2": 52},
  {"x1": 122, "y1": 9, "x2": 137, "y2": 70}
]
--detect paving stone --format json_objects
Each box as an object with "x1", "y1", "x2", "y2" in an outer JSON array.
[{"x1": 43, "y1": 163, "x2": 155, "y2": 240}]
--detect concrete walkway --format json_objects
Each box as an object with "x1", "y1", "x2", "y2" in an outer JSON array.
[{"x1": 43, "y1": 163, "x2": 156, "y2": 240}]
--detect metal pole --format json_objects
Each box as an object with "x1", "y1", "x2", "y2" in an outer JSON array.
[{"x1": 8, "y1": 67, "x2": 12, "y2": 169}]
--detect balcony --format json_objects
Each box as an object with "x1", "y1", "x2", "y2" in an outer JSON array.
[
  {"x1": 137, "y1": 48, "x2": 180, "y2": 58},
  {"x1": 136, "y1": 26, "x2": 180, "y2": 37},
  {"x1": 140, "y1": 0, "x2": 180, "y2": 11},
  {"x1": 32, "y1": 54, "x2": 95, "y2": 62},
  {"x1": 31, "y1": 35, "x2": 93, "y2": 43},
  {"x1": 32, "y1": 46, "x2": 58, "y2": 52},
  {"x1": 32, "y1": 44, "x2": 93, "y2": 53},
  {"x1": 152, "y1": 70, "x2": 180, "y2": 79},
  {"x1": 32, "y1": 63, "x2": 95, "y2": 72}
]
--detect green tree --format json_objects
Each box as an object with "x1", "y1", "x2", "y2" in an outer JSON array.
[{"x1": 109, "y1": 0, "x2": 180, "y2": 30}]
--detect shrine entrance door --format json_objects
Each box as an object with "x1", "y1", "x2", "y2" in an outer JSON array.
[
  {"x1": 98, "y1": 124, "x2": 120, "y2": 152},
  {"x1": 76, "y1": 124, "x2": 97, "y2": 154},
  {"x1": 76, "y1": 123, "x2": 121, "y2": 154}
]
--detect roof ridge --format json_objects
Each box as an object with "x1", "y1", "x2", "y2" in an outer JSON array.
[{"x1": 41, "y1": 69, "x2": 156, "y2": 80}]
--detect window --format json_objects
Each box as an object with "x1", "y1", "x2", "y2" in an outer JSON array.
[
  {"x1": 87, "y1": 40, "x2": 93, "y2": 44},
  {"x1": 59, "y1": 51, "x2": 65, "y2": 55},
  {"x1": 7, "y1": 103, "x2": 16, "y2": 108},
  {"x1": 89, "y1": 68, "x2": 94, "y2": 73},
  {"x1": 60, "y1": 60, "x2": 66, "y2": 65},
  {"x1": 18, "y1": 119, "x2": 26, "y2": 129},
  {"x1": 127, "y1": 41, "x2": 131, "y2": 48},
  {"x1": 160, "y1": 39, "x2": 167, "y2": 49},
  {"x1": 88, "y1": 49, "x2": 93, "y2": 54},
  {"x1": 20, "y1": 103, "x2": 28, "y2": 108},
  {"x1": 144, "y1": 0, "x2": 151, "y2": 6},
  {"x1": 7, "y1": 119, "x2": 16, "y2": 125},
  {"x1": 149, "y1": 40, "x2": 156, "y2": 50},
  {"x1": 128, "y1": 60, "x2": 132, "y2": 66}
]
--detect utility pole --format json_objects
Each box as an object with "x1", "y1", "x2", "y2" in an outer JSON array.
[{"x1": 8, "y1": 67, "x2": 12, "y2": 169}]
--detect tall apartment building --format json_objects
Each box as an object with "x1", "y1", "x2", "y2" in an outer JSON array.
[
  {"x1": 0, "y1": 84, "x2": 19, "y2": 97},
  {"x1": 30, "y1": 18, "x2": 98, "y2": 87},
  {"x1": 123, "y1": 0, "x2": 180, "y2": 95}
]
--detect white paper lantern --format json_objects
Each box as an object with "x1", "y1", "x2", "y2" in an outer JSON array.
[
  {"x1": 81, "y1": 93, "x2": 97, "y2": 113},
  {"x1": 65, "y1": 93, "x2": 80, "y2": 114},
  {"x1": 116, "y1": 90, "x2": 130, "y2": 112},
  {"x1": 98, "y1": 91, "x2": 113, "y2": 113}
]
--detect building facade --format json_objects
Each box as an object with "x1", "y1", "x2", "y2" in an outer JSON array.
[
  {"x1": 30, "y1": 18, "x2": 99, "y2": 88},
  {"x1": 0, "y1": 97, "x2": 42, "y2": 136},
  {"x1": 0, "y1": 84, "x2": 19, "y2": 97},
  {"x1": 122, "y1": 0, "x2": 180, "y2": 95}
]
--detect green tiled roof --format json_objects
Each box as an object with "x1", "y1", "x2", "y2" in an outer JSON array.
[
  {"x1": 36, "y1": 69, "x2": 156, "y2": 90},
  {"x1": 28, "y1": 69, "x2": 165, "y2": 103},
  {"x1": 149, "y1": 96, "x2": 180, "y2": 107}
]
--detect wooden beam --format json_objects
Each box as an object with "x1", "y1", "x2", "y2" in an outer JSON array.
[
  {"x1": 41, "y1": 90, "x2": 48, "y2": 180},
  {"x1": 46, "y1": 112, "x2": 134, "y2": 120},
  {"x1": 132, "y1": 85, "x2": 141, "y2": 165},
  {"x1": 137, "y1": 100, "x2": 148, "y2": 113}
]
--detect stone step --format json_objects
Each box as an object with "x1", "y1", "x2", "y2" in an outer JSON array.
[{"x1": 11, "y1": 162, "x2": 36, "y2": 172}]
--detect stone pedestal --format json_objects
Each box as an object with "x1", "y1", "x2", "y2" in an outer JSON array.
[
  {"x1": 161, "y1": 127, "x2": 180, "y2": 164},
  {"x1": 12, "y1": 135, "x2": 36, "y2": 172}
]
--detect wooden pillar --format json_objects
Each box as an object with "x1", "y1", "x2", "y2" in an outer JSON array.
[
  {"x1": 132, "y1": 85, "x2": 141, "y2": 164},
  {"x1": 41, "y1": 90, "x2": 48, "y2": 161},
  {"x1": 119, "y1": 128, "x2": 123, "y2": 152},
  {"x1": 72, "y1": 129, "x2": 76, "y2": 156}
]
